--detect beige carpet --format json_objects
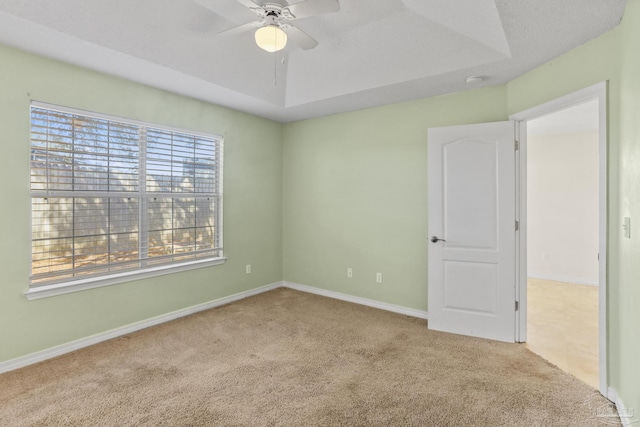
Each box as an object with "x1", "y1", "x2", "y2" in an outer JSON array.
[{"x1": 0, "y1": 288, "x2": 619, "y2": 426}]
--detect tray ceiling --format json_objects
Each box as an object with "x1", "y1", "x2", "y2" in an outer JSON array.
[{"x1": 0, "y1": 0, "x2": 627, "y2": 122}]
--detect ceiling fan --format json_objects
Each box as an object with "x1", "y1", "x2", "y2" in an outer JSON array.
[{"x1": 216, "y1": 0, "x2": 340, "y2": 52}]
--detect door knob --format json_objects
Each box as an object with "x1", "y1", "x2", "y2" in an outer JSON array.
[{"x1": 431, "y1": 236, "x2": 446, "y2": 243}]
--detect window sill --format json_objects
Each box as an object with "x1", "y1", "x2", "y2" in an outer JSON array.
[{"x1": 24, "y1": 257, "x2": 227, "y2": 300}]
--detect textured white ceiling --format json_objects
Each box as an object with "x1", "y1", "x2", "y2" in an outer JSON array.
[{"x1": 0, "y1": 0, "x2": 627, "y2": 122}]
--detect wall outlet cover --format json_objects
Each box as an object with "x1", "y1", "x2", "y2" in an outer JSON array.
[{"x1": 623, "y1": 217, "x2": 631, "y2": 239}]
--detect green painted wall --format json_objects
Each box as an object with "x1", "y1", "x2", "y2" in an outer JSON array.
[
  {"x1": 283, "y1": 87, "x2": 509, "y2": 311},
  {"x1": 616, "y1": 0, "x2": 640, "y2": 416},
  {"x1": 0, "y1": 44, "x2": 283, "y2": 362}
]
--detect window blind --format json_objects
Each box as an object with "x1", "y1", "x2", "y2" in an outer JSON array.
[{"x1": 30, "y1": 104, "x2": 223, "y2": 287}]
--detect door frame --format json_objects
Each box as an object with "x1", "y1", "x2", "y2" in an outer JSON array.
[{"x1": 509, "y1": 81, "x2": 608, "y2": 396}]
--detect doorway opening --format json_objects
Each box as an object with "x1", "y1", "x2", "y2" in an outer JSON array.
[
  {"x1": 510, "y1": 82, "x2": 607, "y2": 396},
  {"x1": 525, "y1": 100, "x2": 600, "y2": 389}
]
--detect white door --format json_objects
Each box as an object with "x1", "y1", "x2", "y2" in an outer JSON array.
[{"x1": 428, "y1": 121, "x2": 516, "y2": 343}]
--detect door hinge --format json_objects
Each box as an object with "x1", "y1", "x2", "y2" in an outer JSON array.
[
  {"x1": 515, "y1": 220, "x2": 519, "y2": 231},
  {"x1": 515, "y1": 140, "x2": 520, "y2": 151},
  {"x1": 515, "y1": 301, "x2": 519, "y2": 311}
]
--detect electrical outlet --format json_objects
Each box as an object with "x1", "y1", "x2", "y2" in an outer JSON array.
[
  {"x1": 542, "y1": 253, "x2": 549, "y2": 262},
  {"x1": 347, "y1": 268, "x2": 353, "y2": 278},
  {"x1": 376, "y1": 272, "x2": 383, "y2": 283},
  {"x1": 246, "y1": 264, "x2": 251, "y2": 274}
]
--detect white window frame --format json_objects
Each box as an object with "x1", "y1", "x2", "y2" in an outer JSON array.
[{"x1": 26, "y1": 101, "x2": 225, "y2": 300}]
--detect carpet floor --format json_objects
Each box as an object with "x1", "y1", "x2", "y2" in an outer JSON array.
[{"x1": 0, "y1": 288, "x2": 620, "y2": 426}]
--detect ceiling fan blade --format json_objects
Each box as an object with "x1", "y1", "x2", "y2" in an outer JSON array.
[
  {"x1": 283, "y1": 24, "x2": 319, "y2": 50},
  {"x1": 218, "y1": 21, "x2": 261, "y2": 36},
  {"x1": 285, "y1": 0, "x2": 340, "y2": 19},
  {"x1": 233, "y1": 0, "x2": 262, "y2": 9},
  {"x1": 192, "y1": 0, "x2": 258, "y2": 29}
]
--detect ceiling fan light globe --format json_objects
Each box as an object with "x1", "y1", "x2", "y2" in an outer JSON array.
[{"x1": 255, "y1": 25, "x2": 287, "y2": 52}]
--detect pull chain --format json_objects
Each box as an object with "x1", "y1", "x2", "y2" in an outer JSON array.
[
  {"x1": 273, "y1": 51, "x2": 287, "y2": 86},
  {"x1": 273, "y1": 49, "x2": 277, "y2": 86}
]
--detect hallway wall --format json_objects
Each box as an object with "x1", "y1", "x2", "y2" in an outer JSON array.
[{"x1": 527, "y1": 131, "x2": 599, "y2": 285}]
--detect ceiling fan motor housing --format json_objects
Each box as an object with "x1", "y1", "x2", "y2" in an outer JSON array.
[
  {"x1": 254, "y1": 3, "x2": 296, "y2": 21},
  {"x1": 221, "y1": 0, "x2": 333, "y2": 51}
]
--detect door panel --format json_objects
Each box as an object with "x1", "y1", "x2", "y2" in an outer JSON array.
[
  {"x1": 444, "y1": 261, "x2": 497, "y2": 314},
  {"x1": 428, "y1": 121, "x2": 516, "y2": 343},
  {"x1": 444, "y1": 139, "x2": 498, "y2": 249}
]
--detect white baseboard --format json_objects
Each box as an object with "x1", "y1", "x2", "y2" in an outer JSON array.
[
  {"x1": 527, "y1": 272, "x2": 598, "y2": 286},
  {"x1": 0, "y1": 281, "x2": 282, "y2": 375},
  {"x1": 0, "y1": 280, "x2": 427, "y2": 375},
  {"x1": 283, "y1": 281, "x2": 428, "y2": 320},
  {"x1": 608, "y1": 387, "x2": 638, "y2": 427}
]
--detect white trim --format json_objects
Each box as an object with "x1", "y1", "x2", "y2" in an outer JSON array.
[
  {"x1": 514, "y1": 120, "x2": 523, "y2": 342},
  {"x1": 597, "y1": 83, "x2": 608, "y2": 398},
  {"x1": 2, "y1": 281, "x2": 282, "y2": 374},
  {"x1": 510, "y1": 82, "x2": 606, "y2": 122},
  {"x1": 25, "y1": 258, "x2": 228, "y2": 300},
  {"x1": 527, "y1": 273, "x2": 599, "y2": 287},
  {"x1": 217, "y1": 139, "x2": 225, "y2": 259},
  {"x1": 283, "y1": 281, "x2": 429, "y2": 320},
  {"x1": 510, "y1": 81, "x2": 608, "y2": 396},
  {"x1": 608, "y1": 387, "x2": 638, "y2": 427}
]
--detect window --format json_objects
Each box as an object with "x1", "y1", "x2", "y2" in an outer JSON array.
[{"x1": 29, "y1": 102, "x2": 224, "y2": 292}]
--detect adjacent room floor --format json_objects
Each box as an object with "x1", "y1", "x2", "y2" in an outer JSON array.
[{"x1": 526, "y1": 278, "x2": 599, "y2": 389}]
